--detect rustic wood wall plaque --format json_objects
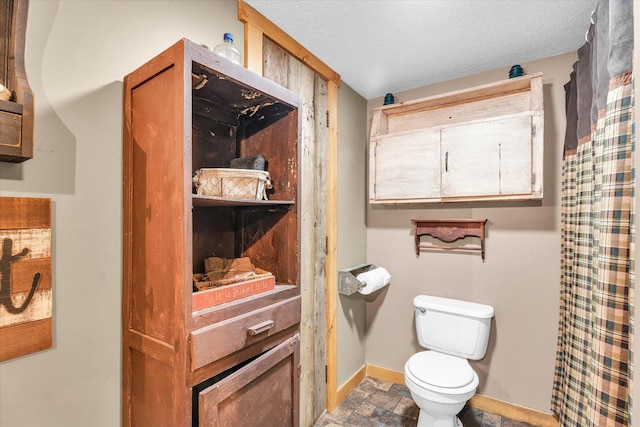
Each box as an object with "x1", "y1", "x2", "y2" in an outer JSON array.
[{"x1": 0, "y1": 197, "x2": 52, "y2": 361}]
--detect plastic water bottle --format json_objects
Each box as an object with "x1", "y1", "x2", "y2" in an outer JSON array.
[{"x1": 213, "y1": 33, "x2": 241, "y2": 65}]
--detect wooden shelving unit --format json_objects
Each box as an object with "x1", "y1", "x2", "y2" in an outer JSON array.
[{"x1": 122, "y1": 39, "x2": 301, "y2": 426}]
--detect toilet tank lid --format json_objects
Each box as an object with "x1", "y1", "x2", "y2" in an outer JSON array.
[{"x1": 414, "y1": 295, "x2": 494, "y2": 318}]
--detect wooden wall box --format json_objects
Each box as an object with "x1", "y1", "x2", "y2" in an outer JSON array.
[
  {"x1": 369, "y1": 73, "x2": 544, "y2": 204},
  {"x1": 122, "y1": 39, "x2": 301, "y2": 426},
  {"x1": 0, "y1": 0, "x2": 34, "y2": 162},
  {"x1": 192, "y1": 275, "x2": 276, "y2": 311}
]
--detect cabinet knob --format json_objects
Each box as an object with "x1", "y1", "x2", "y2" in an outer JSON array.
[{"x1": 247, "y1": 320, "x2": 275, "y2": 336}]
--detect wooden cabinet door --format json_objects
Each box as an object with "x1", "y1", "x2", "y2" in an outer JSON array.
[
  {"x1": 371, "y1": 128, "x2": 441, "y2": 201},
  {"x1": 496, "y1": 116, "x2": 534, "y2": 195},
  {"x1": 441, "y1": 116, "x2": 532, "y2": 198},
  {"x1": 198, "y1": 334, "x2": 300, "y2": 427}
]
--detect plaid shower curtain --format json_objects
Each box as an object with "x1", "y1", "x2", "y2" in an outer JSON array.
[{"x1": 551, "y1": 1, "x2": 634, "y2": 426}]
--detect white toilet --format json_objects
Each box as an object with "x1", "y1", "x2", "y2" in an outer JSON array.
[{"x1": 404, "y1": 295, "x2": 494, "y2": 427}]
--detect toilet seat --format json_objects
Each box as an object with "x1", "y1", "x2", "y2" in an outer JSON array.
[{"x1": 405, "y1": 351, "x2": 478, "y2": 394}]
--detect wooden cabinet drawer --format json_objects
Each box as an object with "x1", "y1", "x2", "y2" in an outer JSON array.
[
  {"x1": 190, "y1": 296, "x2": 300, "y2": 370},
  {"x1": 0, "y1": 110, "x2": 21, "y2": 148},
  {"x1": 196, "y1": 334, "x2": 300, "y2": 427}
]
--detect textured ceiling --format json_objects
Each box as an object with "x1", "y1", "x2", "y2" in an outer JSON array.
[{"x1": 244, "y1": 0, "x2": 598, "y2": 99}]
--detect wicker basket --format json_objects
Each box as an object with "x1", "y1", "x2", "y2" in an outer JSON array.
[{"x1": 193, "y1": 168, "x2": 271, "y2": 200}]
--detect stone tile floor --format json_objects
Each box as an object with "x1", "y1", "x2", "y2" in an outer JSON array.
[{"x1": 314, "y1": 377, "x2": 535, "y2": 427}]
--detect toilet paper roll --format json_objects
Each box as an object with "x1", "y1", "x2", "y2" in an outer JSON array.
[{"x1": 356, "y1": 267, "x2": 391, "y2": 295}]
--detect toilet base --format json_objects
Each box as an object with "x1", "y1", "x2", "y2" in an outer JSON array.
[{"x1": 417, "y1": 410, "x2": 463, "y2": 427}]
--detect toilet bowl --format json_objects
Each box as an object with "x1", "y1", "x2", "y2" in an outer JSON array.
[
  {"x1": 404, "y1": 351, "x2": 479, "y2": 427},
  {"x1": 406, "y1": 295, "x2": 494, "y2": 427}
]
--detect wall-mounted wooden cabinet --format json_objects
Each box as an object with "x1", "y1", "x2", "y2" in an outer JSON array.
[
  {"x1": 0, "y1": 0, "x2": 33, "y2": 162},
  {"x1": 369, "y1": 73, "x2": 543, "y2": 204},
  {"x1": 122, "y1": 39, "x2": 301, "y2": 426}
]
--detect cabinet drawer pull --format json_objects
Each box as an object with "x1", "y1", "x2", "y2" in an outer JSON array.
[
  {"x1": 247, "y1": 320, "x2": 275, "y2": 336},
  {"x1": 445, "y1": 151, "x2": 449, "y2": 172}
]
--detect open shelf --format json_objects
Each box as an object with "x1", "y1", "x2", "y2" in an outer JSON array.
[{"x1": 193, "y1": 194, "x2": 294, "y2": 208}]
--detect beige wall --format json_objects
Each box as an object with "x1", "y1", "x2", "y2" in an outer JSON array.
[
  {"x1": 336, "y1": 83, "x2": 368, "y2": 386},
  {"x1": 0, "y1": 1, "x2": 243, "y2": 426},
  {"x1": 364, "y1": 53, "x2": 576, "y2": 413},
  {"x1": 1, "y1": 0, "x2": 628, "y2": 423}
]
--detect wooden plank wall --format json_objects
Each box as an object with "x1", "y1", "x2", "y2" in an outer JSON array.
[
  {"x1": 262, "y1": 37, "x2": 329, "y2": 424},
  {"x1": 312, "y1": 73, "x2": 328, "y2": 419},
  {"x1": 239, "y1": 1, "x2": 342, "y2": 421}
]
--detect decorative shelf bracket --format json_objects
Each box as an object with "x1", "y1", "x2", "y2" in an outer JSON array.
[{"x1": 411, "y1": 218, "x2": 488, "y2": 260}]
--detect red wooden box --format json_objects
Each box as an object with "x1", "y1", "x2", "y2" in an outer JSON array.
[{"x1": 192, "y1": 275, "x2": 275, "y2": 311}]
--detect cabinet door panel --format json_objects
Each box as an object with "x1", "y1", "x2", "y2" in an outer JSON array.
[
  {"x1": 497, "y1": 116, "x2": 533, "y2": 195},
  {"x1": 198, "y1": 334, "x2": 300, "y2": 427},
  {"x1": 441, "y1": 122, "x2": 499, "y2": 197},
  {"x1": 441, "y1": 116, "x2": 532, "y2": 197},
  {"x1": 372, "y1": 129, "x2": 440, "y2": 201}
]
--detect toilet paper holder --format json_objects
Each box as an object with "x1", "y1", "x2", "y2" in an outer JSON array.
[{"x1": 338, "y1": 264, "x2": 377, "y2": 296}]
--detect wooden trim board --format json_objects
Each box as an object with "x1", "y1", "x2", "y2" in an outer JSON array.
[
  {"x1": 239, "y1": 1, "x2": 341, "y2": 416},
  {"x1": 469, "y1": 394, "x2": 559, "y2": 427},
  {"x1": 324, "y1": 79, "x2": 339, "y2": 412},
  {"x1": 238, "y1": 1, "x2": 340, "y2": 85},
  {"x1": 336, "y1": 365, "x2": 366, "y2": 405},
  {"x1": 357, "y1": 364, "x2": 559, "y2": 427},
  {"x1": 365, "y1": 364, "x2": 404, "y2": 385}
]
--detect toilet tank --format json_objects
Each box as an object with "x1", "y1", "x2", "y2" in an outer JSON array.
[{"x1": 414, "y1": 295, "x2": 494, "y2": 360}]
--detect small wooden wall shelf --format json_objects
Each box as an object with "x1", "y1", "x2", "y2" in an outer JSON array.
[
  {"x1": 0, "y1": 0, "x2": 34, "y2": 162},
  {"x1": 411, "y1": 218, "x2": 488, "y2": 260}
]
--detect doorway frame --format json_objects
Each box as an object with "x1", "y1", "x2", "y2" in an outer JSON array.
[{"x1": 238, "y1": 0, "x2": 341, "y2": 415}]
